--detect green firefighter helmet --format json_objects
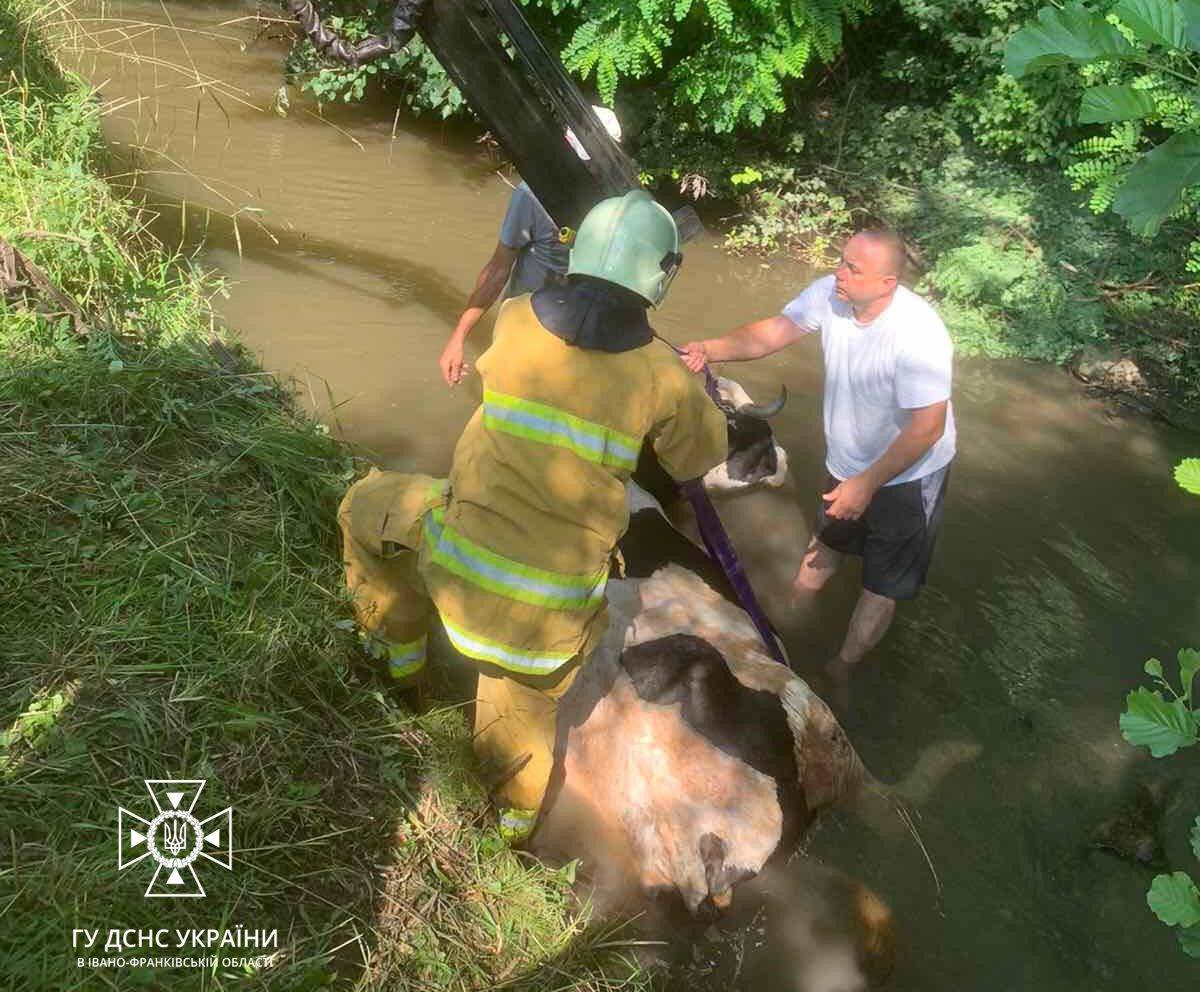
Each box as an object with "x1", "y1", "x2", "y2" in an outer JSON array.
[{"x1": 568, "y1": 190, "x2": 682, "y2": 307}]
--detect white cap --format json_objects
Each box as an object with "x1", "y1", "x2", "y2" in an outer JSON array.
[{"x1": 566, "y1": 105, "x2": 622, "y2": 161}]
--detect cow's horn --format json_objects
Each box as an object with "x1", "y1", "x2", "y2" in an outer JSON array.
[{"x1": 739, "y1": 384, "x2": 788, "y2": 419}]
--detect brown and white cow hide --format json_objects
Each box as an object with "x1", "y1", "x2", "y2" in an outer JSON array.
[{"x1": 534, "y1": 564, "x2": 864, "y2": 915}]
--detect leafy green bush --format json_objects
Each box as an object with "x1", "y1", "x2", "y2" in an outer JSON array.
[
  {"x1": 872, "y1": 0, "x2": 1081, "y2": 163},
  {"x1": 926, "y1": 242, "x2": 1081, "y2": 360},
  {"x1": 283, "y1": 0, "x2": 875, "y2": 138},
  {"x1": 544, "y1": 0, "x2": 870, "y2": 134},
  {"x1": 1121, "y1": 646, "x2": 1200, "y2": 957},
  {"x1": 726, "y1": 175, "x2": 853, "y2": 264},
  {"x1": 1118, "y1": 462, "x2": 1200, "y2": 960},
  {"x1": 1005, "y1": 0, "x2": 1200, "y2": 263}
]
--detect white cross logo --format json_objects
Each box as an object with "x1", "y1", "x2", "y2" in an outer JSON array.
[{"x1": 117, "y1": 780, "x2": 233, "y2": 898}]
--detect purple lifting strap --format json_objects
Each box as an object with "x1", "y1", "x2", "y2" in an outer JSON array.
[
  {"x1": 680, "y1": 479, "x2": 787, "y2": 667},
  {"x1": 654, "y1": 335, "x2": 786, "y2": 665}
]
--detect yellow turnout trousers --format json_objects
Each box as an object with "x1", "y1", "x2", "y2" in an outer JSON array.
[
  {"x1": 337, "y1": 468, "x2": 580, "y2": 842},
  {"x1": 473, "y1": 667, "x2": 577, "y2": 841},
  {"x1": 337, "y1": 468, "x2": 440, "y2": 680}
]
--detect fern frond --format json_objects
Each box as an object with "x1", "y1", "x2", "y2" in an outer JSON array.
[{"x1": 703, "y1": 0, "x2": 735, "y2": 33}]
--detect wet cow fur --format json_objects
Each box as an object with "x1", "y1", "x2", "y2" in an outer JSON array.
[
  {"x1": 620, "y1": 632, "x2": 804, "y2": 857},
  {"x1": 443, "y1": 372, "x2": 860, "y2": 916},
  {"x1": 533, "y1": 374, "x2": 861, "y2": 920}
]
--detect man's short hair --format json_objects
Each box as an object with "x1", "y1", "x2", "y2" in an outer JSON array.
[{"x1": 855, "y1": 228, "x2": 907, "y2": 280}]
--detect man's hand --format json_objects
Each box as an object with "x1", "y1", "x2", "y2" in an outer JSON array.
[
  {"x1": 439, "y1": 337, "x2": 471, "y2": 387},
  {"x1": 822, "y1": 474, "x2": 878, "y2": 520},
  {"x1": 680, "y1": 341, "x2": 709, "y2": 374}
]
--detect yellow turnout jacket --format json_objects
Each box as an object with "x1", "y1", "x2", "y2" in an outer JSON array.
[{"x1": 420, "y1": 295, "x2": 727, "y2": 677}]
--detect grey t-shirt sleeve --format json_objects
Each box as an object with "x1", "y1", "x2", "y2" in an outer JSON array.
[
  {"x1": 780, "y1": 275, "x2": 832, "y2": 332},
  {"x1": 896, "y1": 320, "x2": 954, "y2": 409},
  {"x1": 498, "y1": 185, "x2": 537, "y2": 250}
]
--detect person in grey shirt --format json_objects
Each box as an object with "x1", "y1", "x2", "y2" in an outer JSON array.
[
  {"x1": 439, "y1": 107, "x2": 621, "y2": 387},
  {"x1": 682, "y1": 229, "x2": 954, "y2": 692}
]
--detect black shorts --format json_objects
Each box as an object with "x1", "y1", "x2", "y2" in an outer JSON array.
[{"x1": 814, "y1": 464, "x2": 950, "y2": 601}]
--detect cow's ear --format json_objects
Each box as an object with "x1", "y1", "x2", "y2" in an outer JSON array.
[{"x1": 699, "y1": 832, "x2": 726, "y2": 891}]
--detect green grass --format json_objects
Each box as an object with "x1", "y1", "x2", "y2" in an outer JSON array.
[{"x1": 0, "y1": 3, "x2": 648, "y2": 989}]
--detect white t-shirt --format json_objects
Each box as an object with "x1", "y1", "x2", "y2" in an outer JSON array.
[{"x1": 783, "y1": 275, "x2": 956, "y2": 486}]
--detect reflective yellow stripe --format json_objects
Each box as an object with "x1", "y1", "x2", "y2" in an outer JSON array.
[
  {"x1": 425, "y1": 508, "x2": 607, "y2": 611},
  {"x1": 386, "y1": 635, "x2": 426, "y2": 679},
  {"x1": 482, "y1": 388, "x2": 640, "y2": 470},
  {"x1": 441, "y1": 616, "x2": 574, "y2": 676}
]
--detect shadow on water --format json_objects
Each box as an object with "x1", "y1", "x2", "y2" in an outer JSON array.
[
  {"x1": 60, "y1": 1, "x2": 1200, "y2": 989},
  {"x1": 138, "y1": 198, "x2": 470, "y2": 329}
]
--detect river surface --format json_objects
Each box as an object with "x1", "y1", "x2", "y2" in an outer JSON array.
[{"x1": 65, "y1": 2, "x2": 1200, "y2": 988}]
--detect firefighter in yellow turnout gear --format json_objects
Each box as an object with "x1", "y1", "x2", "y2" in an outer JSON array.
[{"x1": 338, "y1": 191, "x2": 728, "y2": 843}]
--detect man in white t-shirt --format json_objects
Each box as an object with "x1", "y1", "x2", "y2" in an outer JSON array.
[{"x1": 681, "y1": 229, "x2": 955, "y2": 683}]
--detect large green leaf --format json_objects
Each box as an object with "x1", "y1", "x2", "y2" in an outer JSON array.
[
  {"x1": 1148, "y1": 872, "x2": 1200, "y2": 927},
  {"x1": 1115, "y1": 0, "x2": 1188, "y2": 48},
  {"x1": 1180, "y1": 924, "x2": 1200, "y2": 958},
  {"x1": 1005, "y1": 4, "x2": 1135, "y2": 78},
  {"x1": 1177, "y1": 458, "x2": 1200, "y2": 494},
  {"x1": 1181, "y1": 647, "x2": 1200, "y2": 704},
  {"x1": 1120, "y1": 687, "x2": 1199, "y2": 756},
  {"x1": 1079, "y1": 84, "x2": 1158, "y2": 122},
  {"x1": 1181, "y1": 0, "x2": 1200, "y2": 50},
  {"x1": 1113, "y1": 132, "x2": 1200, "y2": 236}
]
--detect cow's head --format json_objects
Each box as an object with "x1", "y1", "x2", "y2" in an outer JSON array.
[{"x1": 703, "y1": 377, "x2": 789, "y2": 494}]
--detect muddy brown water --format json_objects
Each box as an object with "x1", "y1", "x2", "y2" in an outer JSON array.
[{"x1": 66, "y1": 2, "x2": 1200, "y2": 988}]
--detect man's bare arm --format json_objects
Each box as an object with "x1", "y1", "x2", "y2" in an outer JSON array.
[
  {"x1": 440, "y1": 242, "x2": 519, "y2": 386},
  {"x1": 860, "y1": 401, "x2": 947, "y2": 490},
  {"x1": 681, "y1": 314, "x2": 810, "y2": 371}
]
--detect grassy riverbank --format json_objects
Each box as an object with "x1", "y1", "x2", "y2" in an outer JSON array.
[{"x1": 0, "y1": 4, "x2": 644, "y2": 989}]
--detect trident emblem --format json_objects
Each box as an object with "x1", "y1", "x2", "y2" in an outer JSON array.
[
  {"x1": 117, "y1": 780, "x2": 233, "y2": 898},
  {"x1": 162, "y1": 818, "x2": 188, "y2": 856}
]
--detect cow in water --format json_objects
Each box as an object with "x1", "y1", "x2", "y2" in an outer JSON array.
[
  {"x1": 522, "y1": 480, "x2": 910, "y2": 990},
  {"x1": 630, "y1": 374, "x2": 807, "y2": 632}
]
